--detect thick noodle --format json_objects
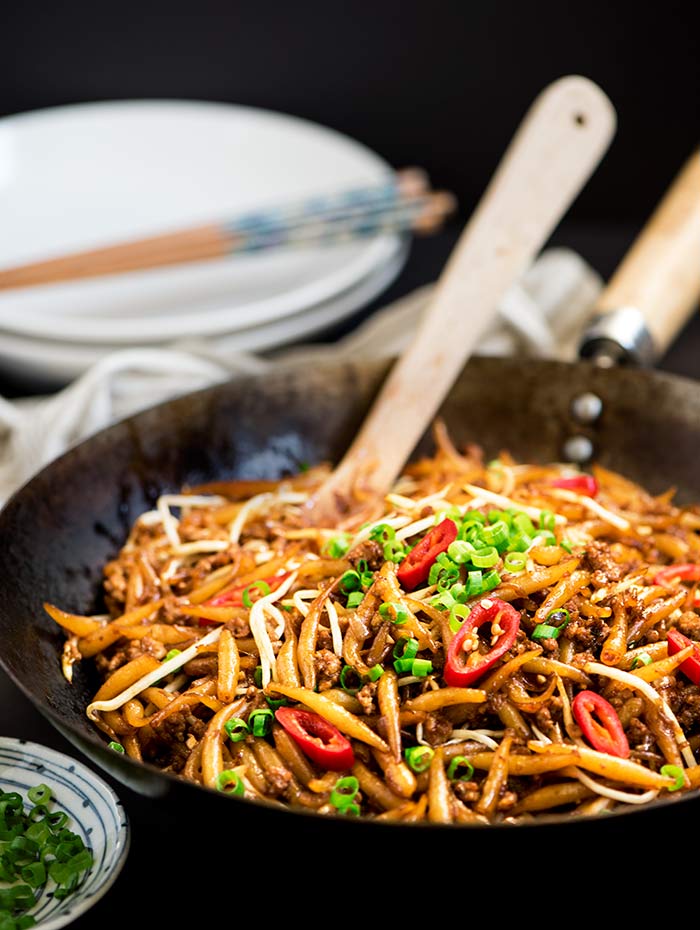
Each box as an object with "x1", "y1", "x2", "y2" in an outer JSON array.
[{"x1": 45, "y1": 423, "x2": 700, "y2": 822}]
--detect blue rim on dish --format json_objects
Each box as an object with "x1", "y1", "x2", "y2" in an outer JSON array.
[{"x1": 0, "y1": 737, "x2": 130, "y2": 929}]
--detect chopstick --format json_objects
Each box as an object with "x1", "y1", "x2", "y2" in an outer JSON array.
[{"x1": 0, "y1": 168, "x2": 456, "y2": 291}]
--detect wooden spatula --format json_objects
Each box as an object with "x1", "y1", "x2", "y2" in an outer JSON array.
[{"x1": 305, "y1": 75, "x2": 616, "y2": 526}]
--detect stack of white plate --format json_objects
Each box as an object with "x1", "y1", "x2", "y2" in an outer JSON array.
[{"x1": 0, "y1": 100, "x2": 409, "y2": 386}]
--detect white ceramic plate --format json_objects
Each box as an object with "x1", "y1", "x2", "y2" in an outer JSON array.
[
  {"x1": 0, "y1": 737, "x2": 129, "y2": 929},
  {"x1": 0, "y1": 99, "x2": 405, "y2": 344},
  {"x1": 0, "y1": 239, "x2": 409, "y2": 387}
]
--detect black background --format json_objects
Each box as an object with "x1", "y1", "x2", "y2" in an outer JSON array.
[
  {"x1": 2, "y1": 0, "x2": 699, "y2": 229},
  {"x1": 1, "y1": 0, "x2": 699, "y2": 392},
  {"x1": 1, "y1": 2, "x2": 700, "y2": 920}
]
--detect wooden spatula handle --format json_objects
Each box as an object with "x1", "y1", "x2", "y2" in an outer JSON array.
[
  {"x1": 590, "y1": 149, "x2": 700, "y2": 359},
  {"x1": 308, "y1": 76, "x2": 616, "y2": 524}
]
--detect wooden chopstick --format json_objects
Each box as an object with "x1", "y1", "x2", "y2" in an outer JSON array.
[{"x1": 0, "y1": 169, "x2": 456, "y2": 292}]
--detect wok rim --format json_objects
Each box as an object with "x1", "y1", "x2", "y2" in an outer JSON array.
[{"x1": 2, "y1": 352, "x2": 700, "y2": 832}]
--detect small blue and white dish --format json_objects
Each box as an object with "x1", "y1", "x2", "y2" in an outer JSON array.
[{"x1": 0, "y1": 737, "x2": 130, "y2": 928}]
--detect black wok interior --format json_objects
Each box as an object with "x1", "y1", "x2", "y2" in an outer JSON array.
[{"x1": 2, "y1": 354, "x2": 700, "y2": 843}]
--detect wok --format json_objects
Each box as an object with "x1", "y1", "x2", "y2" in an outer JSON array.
[{"x1": 1, "y1": 152, "x2": 700, "y2": 858}]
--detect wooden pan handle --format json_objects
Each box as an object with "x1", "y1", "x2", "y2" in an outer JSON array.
[
  {"x1": 306, "y1": 76, "x2": 616, "y2": 524},
  {"x1": 586, "y1": 150, "x2": 700, "y2": 361}
]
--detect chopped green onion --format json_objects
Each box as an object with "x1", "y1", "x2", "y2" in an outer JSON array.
[
  {"x1": 393, "y1": 657, "x2": 414, "y2": 673},
  {"x1": 512, "y1": 512, "x2": 536, "y2": 536},
  {"x1": 449, "y1": 603, "x2": 470, "y2": 633},
  {"x1": 108, "y1": 741, "x2": 125, "y2": 754},
  {"x1": 392, "y1": 638, "x2": 419, "y2": 661},
  {"x1": 531, "y1": 623, "x2": 561, "y2": 640},
  {"x1": 560, "y1": 539, "x2": 574, "y2": 553},
  {"x1": 339, "y1": 570, "x2": 361, "y2": 593},
  {"x1": 429, "y1": 556, "x2": 459, "y2": 587},
  {"x1": 242, "y1": 580, "x2": 271, "y2": 608},
  {"x1": 546, "y1": 608, "x2": 571, "y2": 629},
  {"x1": 368, "y1": 664, "x2": 384, "y2": 682},
  {"x1": 265, "y1": 694, "x2": 288, "y2": 711},
  {"x1": 471, "y1": 546, "x2": 499, "y2": 568},
  {"x1": 254, "y1": 665, "x2": 263, "y2": 687},
  {"x1": 163, "y1": 648, "x2": 181, "y2": 662},
  {"x1": 0, "y1": 785, "x2": 93, "y2": 917},
  {"x1": 224, "y1": 718, "x2": 250, "y2": 742},
  {"x1": 216, "y1": 770, "x2": 245, "y2": 795},
  {"x1": 535, "y1": 529, "x2": 557, "y2": 546},
  {"x1": 346, "y1": 591, "x2": 364, "y2": 609},
  {"x1": 404, "y1": 745, "x2": 434, "y2": 773},
  {"x1": 355, "y1": 559, "x2": 375, "y2": 588},
  {"x1": 448, "y1": 582, "x2": 468, "y2": 603},
  {"x1": 630, "y1": 652, "x2": 653, "y2": 669},
  {"x1": 340, "y1": 665, "x2": 363, "y2": 694},
  {"x1": 248, "y1": 708, "x2": 274, "y2": 737},
  {"x1": 466, "y1": 569, "x2": 484, "y2": 598},
  {"x1": 503, "y1": 551, "x2": 526, "y2": 573},
  {"x1": 436, "y1": 506, "x2": 463, "y2": 524},
  {"x1": 379, "y1": 602, "x2": 408, "y2": 625},
  {"x1": 20, "y1": 861, "x2": 46, "y2": 888},
  {"x1": 481, "y1": 569, "x2": 501, "y2": 592},
  {"x1": 661, "y1": 764, "x2": 685, "y2": 791},
  {"x1": 481, "y1": 520, "x2": 509, "y2": 549},
  {"x1": 359, "y1": 569, "x2": 375, "y2": 588},
  {"x1": 337, "y1": 802, "x2": 361, "y2": 816},
  {"x1": 323, "y1": 533, "x2": 351, "y2": 558},
  {"x1": 27, "y1": 785, "x2": 51, "y2": 807},
  {"x1": 369, "y1": 523, "x2": 396, "y2": 543},
  {"x1": 447, "y1": 540, "x2": 476, "y2": 564},
  {"x1": 447, "y1": 755, "x2": 475, "y2": 781},
  {"x1": 431, "y1": 590, "x2": 457, "y2": 611},
  {"x1": 539, "y1": 509, "x2": 556, "y2": 531},
  {"x1": 330, "y1": 776, "x2": 360, "y2": 811},
  {"x1": 411, "y1": 658, "x2": 433, "y2": 677},
  {"x1": 508, "y1": 530, "x2": 532, "y2": 552},
  {"x1": 383, "y1": 540, "x2": 407, "y2": 562}
]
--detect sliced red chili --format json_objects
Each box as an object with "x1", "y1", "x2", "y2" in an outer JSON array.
[
  {"x1": 572, "y1": 690, "x2": 629, "y2": 758},
  {"x1": 550, "y1": 474, "x2": 599, "y2": 497},
  {"x1": 667, "y1": 628, "x2": 700, "y2": 686},
  {"x1": 653, "y1": 563, "x2": 700, "y2": 587},
  {"x1": 274, "y1": 706, "x2": 354, "y2": 771},
  {"x1": 396, "y1": 517, "x2": 458, "y2": 591},
  {"x1": 444, "y1": 596, "x2": 520, "y2": 687}
]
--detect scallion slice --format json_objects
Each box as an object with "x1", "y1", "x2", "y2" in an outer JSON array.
[
  {"x1": 216, "y1": 770, "x2": 245, "y2": 795},
  {"x1": 324, "y1": 533, "x2": 351, "y2": 558},
  {"x1": 379, "y1": 602, "x2": 408, "y2": 625},
  {"x1": 531, "y1": 623, "x2": 560, "y2": 640},
  {"x1": 411, "y1": 658, "x2": 433, "y2": 677},
  {"x1": 404, "y1": 745, "x2": 434, "y2": 773},
  {"x1": 248, "y1": 708, "x2": 274, "y2": 737},
  {"x1": 471, "y1": 546, "x2": 499, "y2": 568},
  {"x1": 660, "y1": 764, "x2": 685, "y2": 791},
  {"x1": 340, "y1": 665, "x2": 362, "y2": 694},
  {"x1": 242, "y1": 580, "x2": 271, "y2": 608},
  {"x1": 447, "y1": 755, "x2": 475, "y2": 781},
  {"x1": 330, "y1": 775, "x2": 360, "y2": 811},
  {"x1": 503, "y1": 551, "x2": 526, "y2": 573},
  {"x1": 224, "y1": 717, "x2": 250, "y2": 742}
]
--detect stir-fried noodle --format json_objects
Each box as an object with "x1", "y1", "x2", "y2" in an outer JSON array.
[{"x1": 45, "y1": 423, "x2": 700, "y2": 823}]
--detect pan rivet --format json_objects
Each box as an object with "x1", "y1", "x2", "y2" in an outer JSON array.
[
  {"x1": 571, "y1": 392, "x2": 603, "y2": 424},
  {"x1": 563, "y1": 435, "x2": 594, "y2": 464}
]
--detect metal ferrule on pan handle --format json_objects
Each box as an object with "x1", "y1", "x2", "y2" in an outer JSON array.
[{"x1": 578, "y1": 306, "x2": 657, "y2": 368}]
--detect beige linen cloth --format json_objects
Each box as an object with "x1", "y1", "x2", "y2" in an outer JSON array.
[{"x1": 0, "y1": 247, "x2": 602, "y2": 505}]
